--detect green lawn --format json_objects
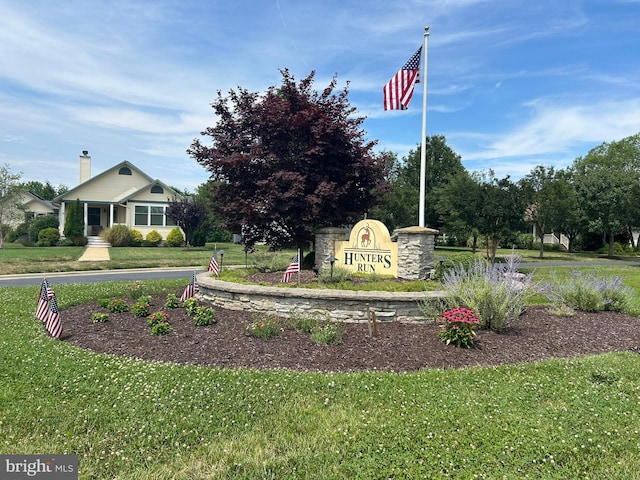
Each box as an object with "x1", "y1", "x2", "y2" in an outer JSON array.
[
  {"x1": 2, "y1": 280, "x2": 640, "y2": 478},
  {"x1": 3, "y1": 248, "x2": 640, "y2": 477}
]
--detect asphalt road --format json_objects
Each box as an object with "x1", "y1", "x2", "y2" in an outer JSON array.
[{"x1": 0, "y1": 267, "x2": 205, "y2": 288}]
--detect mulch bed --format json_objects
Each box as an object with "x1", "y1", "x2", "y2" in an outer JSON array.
[{"x1": 60, "y1": 292, "x2": 640, "y2": 373}]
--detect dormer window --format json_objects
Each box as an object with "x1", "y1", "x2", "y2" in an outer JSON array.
[
  {"x1": 118, "y1": 167, "x2": 132, "y2": 175},
  {"x1": 150, "y1": 185, "x2": 164, "y2": 194}
]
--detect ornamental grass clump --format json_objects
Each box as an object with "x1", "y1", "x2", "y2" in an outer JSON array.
[
  {"x1": 437, "y1": 307, "x2": 480, "y2": 348},
  {"x1": 543, "y1": 269, "x2": 636, "y2": 313},
  {"x1": 423, "y1": 253, "x2": 536, "y2": 332}
]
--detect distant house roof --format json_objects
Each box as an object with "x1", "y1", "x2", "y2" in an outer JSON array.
[
  {"x1": 22, "y1": 191, "x2": 57, "y2": 212},
  {"x1": 52, "y1": 160, "x2": 184, "y2": 204}
]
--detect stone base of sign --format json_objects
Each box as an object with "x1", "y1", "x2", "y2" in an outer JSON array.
[
  {"x1": 315, "y1": 227, "x2": 348, "y2": 271},
  {"x1": 395, "y1": 226, "x2": 440, "y2": 280},
  {"x1": 197, "y1": 273, "x2": 443, "y2": 323}
]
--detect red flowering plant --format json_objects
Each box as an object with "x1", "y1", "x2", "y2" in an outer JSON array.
[{"x1": 437, "y1": 307, "x2": 480, "y2": 348}]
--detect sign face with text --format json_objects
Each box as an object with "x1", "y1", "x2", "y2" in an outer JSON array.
[{"x1": 334, "y1": 219, "x2": 398, "y2": 277}]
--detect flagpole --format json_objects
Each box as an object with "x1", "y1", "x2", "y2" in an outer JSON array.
[{"x1": 419, "y1": 26, "x2": 430, "y2": 227}]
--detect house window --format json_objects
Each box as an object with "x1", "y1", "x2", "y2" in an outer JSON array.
[
  {"x1": 150, "y1": 185, "x2": 164, "y2": 194},
  {"x1": 135, "y1": 206, "x2": 148, "y2": 225},
  {"x1": 150, "y1": 206, "x2": 164, "y2": 225},
  {"x1": 119, "y1": 167, "x2": 132, "y2": 175},
  {"x1": 134, "y1": 204, "x2": 175, "y2": 226}
]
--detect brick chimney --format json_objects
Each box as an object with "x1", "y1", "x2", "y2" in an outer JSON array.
[{"x1": 79, "y1": 150, "x2": 91, "y2": 184}]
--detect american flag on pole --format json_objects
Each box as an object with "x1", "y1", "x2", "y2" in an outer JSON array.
[
  {"x1": 383, "y1": 46, "x2": 422, "y2": 111},
  {"x1": 45, "y1": 292, "x2": 63, "y2": 339},
  {"x1": 180, "y1": 271, "x2": 200, "y2": 301},
  {"x1": 36, "y1": 278, "x2": 54, "y2": 322},
  {"x1": 208, "y1": 248, "x2": 220, "y2": 276},
  {"x1": 281, "y1": 251, "x2": 300, "y2": 283}
]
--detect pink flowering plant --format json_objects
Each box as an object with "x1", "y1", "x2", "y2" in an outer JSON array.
[{"x1": 437, "y1": 307, "x2": 480, "y2": 348}]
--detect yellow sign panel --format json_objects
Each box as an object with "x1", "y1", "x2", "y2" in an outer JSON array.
[{"x1": 334, "y1": 219, "x2": 398, "y2": 277}]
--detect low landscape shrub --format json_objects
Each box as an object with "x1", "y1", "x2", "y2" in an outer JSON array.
[
  {"x1": 91, "y1": 313, "x2": 109, "y2": 323},
  {"x1": 130, "y1": 229, "x2": 143, "y2": 246},
  {"x1": 193, "y1": 306, "x2": 216, "y2": 326},
  {"x1": 164, "y1": 293, "x2": 180, "y2": 309},
  {"x1": 101, "y1": 225, "x2": 131, "y2": 247},
  {"x1": 310, "y1": 322, "x2": 344, "y2": 345},
  {"x1": 437, "y1": 307, "x2": 480, "y2": 348},
  {"x1": 107, "y1": 298, "x2": 129, "y2": 313},
  {"x1": 165, "y1": 228, "x2": 185, "y2": 247},
  {"x1": 37, "y1": 227, "x2": 60, "y2": 245},
  {"x1": 246, "y1": 314, "x2": 281, "y2": 339},
  {"x1": 183, "y1": 297, "x2": 199, "y2": 316},
  {"x1": 145, "y1": 230, "x2": 162, "y2": 247}
]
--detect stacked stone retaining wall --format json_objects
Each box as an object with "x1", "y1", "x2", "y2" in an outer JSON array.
[{"x1": 197, "y1": 273, "x2": 444, "y2": 323}]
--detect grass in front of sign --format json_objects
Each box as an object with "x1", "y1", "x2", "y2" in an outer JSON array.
[{"x1": 2, "y1": 281, "x2": 640, "y2": 478}]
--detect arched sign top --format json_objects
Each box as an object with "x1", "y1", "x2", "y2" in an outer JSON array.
[{"x1": 335, "y1": 219, "x2": 398, "y2": 277}]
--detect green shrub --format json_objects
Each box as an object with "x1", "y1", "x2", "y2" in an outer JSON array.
[
  {"x1": 98, "y1": 298, "x2": 111, "y2": 308},
  {"x1": 252, "y1": 252, "x2": 292, "y2": 273},
  {"x1": 165, "y1": 228, "x2": 185, "y2": 247},
  {"x1": 131, "y1": 300, "x2": 151, "y2": 317},
  {"x1": 182, "y1": 297, "x2": 199, "y2": 316},
  {"x1": 286, "y1": 310, "x2": 321, "y2": 334},
  {"x1": 101, "y1": 225, "x2": 132, "y2": 247},
  {"x1": 193, "y1": 306, "x2": 216, "y2": 326},
  {"x1": 35, "y1": 240, "x2": 51, "y2": 247},
  {"x1": 57, "y1": 238, "x2": 74, "y2": 246},
  {"x1": 145, "y1": 230, "x2": 162, "y2": 247},
  {"x1": 64, "y1": 199, "x2": 85, "y2": 239},
  {"x1": 29, "y1": 216, "x2": 59, "y2": 242},
  {"x1": 150, "y1": 321, "x2": 171, "y2": 336},
  {"x1": 319, "y1": 266, "x2": 351, "y2": 284},
  {"x1": 73, "y1": 235, "x2": 88, "y2": 246},
  {"x1": 164, "y1": 293, "x2": 180, "y2": 309},
  {"x1": 130, "y1": 229, "x2": 143, "y2": 246},
  {"x1": 38, "y1": 227, "x2": 60, "y2": 245},
  {"x1": 246, "y1": 314, "x2": 281, "y2": 339},
  {"x1": 310, "y1": 322, "x2": 344, "y2": 345},
  {"x1": 437, "y1": 307, "x2": 480, "y2": 348},
  {"x1": 107, "y1": 298, "x2": 129, "y2": 313},
  {"x1": 147, "y1": 310, "x2": 170, "y2": 326},
  {"x1": 91, "y1": 313, "x2": 110, "y2": 323}
]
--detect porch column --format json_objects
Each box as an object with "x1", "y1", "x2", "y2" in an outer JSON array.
[
  {"x1": 109, "y1": 204, "x2": 114, "y2": 227},
  {"x1": 83, "y1": 203, "x2": 88, "y2": 236},
  {"x1": 59, "y1": 202, "x2": 66, "y2": 237}
]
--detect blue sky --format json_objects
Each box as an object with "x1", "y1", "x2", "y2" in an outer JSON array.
[{"x1": 1, "y1": 0, "x2": 639, "y2": 193}]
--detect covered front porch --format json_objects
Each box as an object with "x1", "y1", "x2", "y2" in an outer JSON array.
[{"x1": 59, "y1": 201, "x2": 126, "y2": 237}]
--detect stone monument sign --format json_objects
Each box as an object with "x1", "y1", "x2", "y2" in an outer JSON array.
[{"x1": 334, "y1": 219, "x2": 398, "y2": 277}]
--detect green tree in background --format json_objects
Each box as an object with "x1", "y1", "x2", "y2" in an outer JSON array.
[
  {"x1": 0, "y1": 163, "x2": 25, "y2": 248},
  {"x1": 572, "y1": 133, "x2": 640, "y2": 257},
  {"x1": 375, "y1": 135, "x2": 465, "y2": 232}
]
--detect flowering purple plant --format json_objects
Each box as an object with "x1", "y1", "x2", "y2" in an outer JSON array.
[{"x1": 438, "y1": 307, "x2": 480, "y2": 348}]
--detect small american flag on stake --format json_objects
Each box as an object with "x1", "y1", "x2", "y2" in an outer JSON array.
[
  {"x1": 383, "y1": 46, "x2": 422, "y2": 111},
  {"x1": 281, "y1": 251, "x2": 300, "y2": 283},
  {"x1": 180, "y1": 271, "x2": 200, "y2": 301},
  {"x1": 36, "y1": 278, "x2": 54, "y2": 322},
  {"x1": 208, "y1": 248, "x2": 220, "y2": 276},
  {"x1": 45, "y1": 292, "x2": 63, "y2": 339}
]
